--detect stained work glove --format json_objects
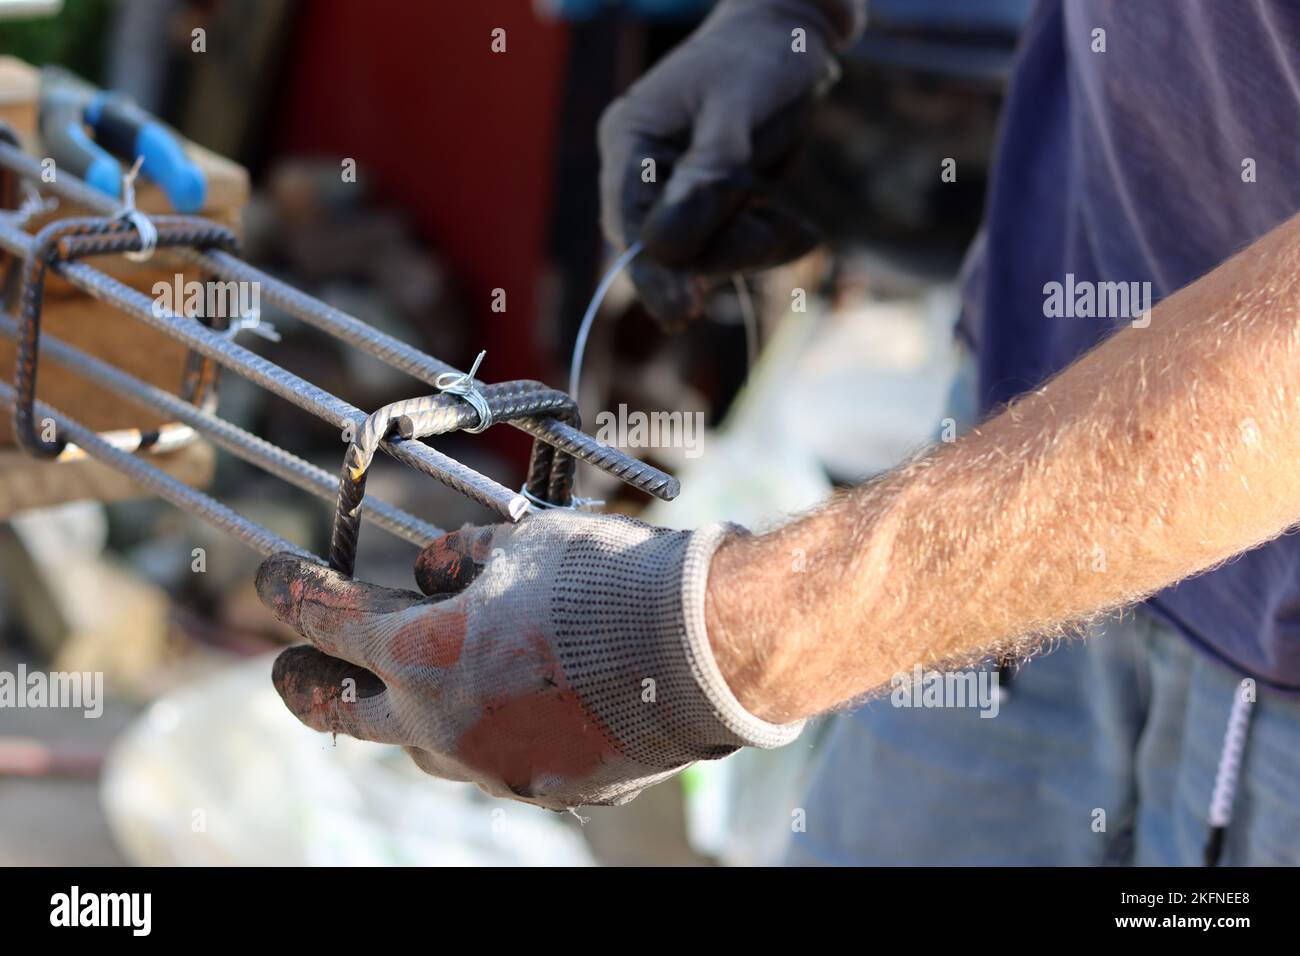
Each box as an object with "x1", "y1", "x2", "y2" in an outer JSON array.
[
  {"x1": 598, "y1": 0, "x2": 865, "y2": 325},
  {"x1": 256, "y1": 512, "x2": 803, "y2": 810}
]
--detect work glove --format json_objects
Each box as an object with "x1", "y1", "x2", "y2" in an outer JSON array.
[
  {"x1": 598, "y1": 0, "x2": 865, "y2": 326},
  {"x1": 256, "y1": 511, "x2": 803, "y2": 810}
]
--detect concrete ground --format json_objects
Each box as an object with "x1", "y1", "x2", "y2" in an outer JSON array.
[
  {"x1": 0, "y1": 653, "x2": 705, "y2": 866},
  {"x1": 0, "y1": 667, "x2": 136, "y2": 866}
]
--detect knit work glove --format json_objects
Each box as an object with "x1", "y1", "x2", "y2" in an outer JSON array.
[
  {"x1": 256, "y1": 511, "x2": 803, "y2": 810},
  {"x1": 598, "y1": 0, "x2": 865, "y2": 325}
]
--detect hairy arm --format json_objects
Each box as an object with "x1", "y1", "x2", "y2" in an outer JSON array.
[{"x1": 708, "y1": 210, "x2": 1300, "y2": 722}]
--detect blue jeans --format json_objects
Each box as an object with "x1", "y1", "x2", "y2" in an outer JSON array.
[{"x1": 788, "y1": 609, "x2": 1300, "y2": 865}]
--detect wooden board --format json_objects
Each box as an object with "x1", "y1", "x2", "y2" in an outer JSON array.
[
  {"x1": 0, "y1": 57, "x2": 248, "y2": 503},
  {"x1": 0, "y1": 441, "x2": 216, "y2": 519}
]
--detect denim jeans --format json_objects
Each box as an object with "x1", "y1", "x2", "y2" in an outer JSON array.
[{"x1": 788, "y1": 608, "x2": 1300, "y2": 865}]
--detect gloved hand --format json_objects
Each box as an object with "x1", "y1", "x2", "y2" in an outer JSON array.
[
  {"x1": 256, "y1": 511, "x2": 803, "y2": 810},
  {"x1": 598, "y1": 0, "x2": 865, "y2": 326}
]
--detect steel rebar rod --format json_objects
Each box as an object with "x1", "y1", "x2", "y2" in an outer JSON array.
[
  {"x1": 0, "y1": 312, "x2": 441, "y2": 548},
  {"x1": 0, "y1": 141, "x2": 678, "y2": 502},
  {"x1": 185, "y1": 253, "x2": 679, "y2": 500},
  {"x1": 13, "y1": 215, "x2": 239, "y2": 456},
  {"x1": 0, "y1": 380, "x2": 315, "y2": 560},
  {"x1": 329, "y1": 380, "x2": 581, "y2": 575},
  {"x1": 0, "y1": 215, "x2": 531, "y2": 521}
]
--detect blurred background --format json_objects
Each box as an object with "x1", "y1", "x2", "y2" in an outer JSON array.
[{"x1": 0, "y1": 0, "x2": 1029, "y2": 865}]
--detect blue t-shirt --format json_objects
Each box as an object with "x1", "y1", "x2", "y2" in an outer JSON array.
[{"x1": 959, "y1": 0, "x2": 1300, "y2": 688}]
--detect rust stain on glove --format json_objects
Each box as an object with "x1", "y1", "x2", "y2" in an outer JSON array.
[{"x1": 455, "y1": 636, "x2": 618, "y2": 797}]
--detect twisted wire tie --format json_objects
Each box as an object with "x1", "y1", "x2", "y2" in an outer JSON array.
[
  {"x1": 519, "y1": 484, "x2": 604, "y2": 512},
  {"x1": 113, "y1": 156, "x2": 158, "y2": 262},
  {"x1": 434, "y1": 349, "x2": 492, "y2": 434},
  {"x1": 220, "y1": 307, "x2": 281, "y2": 343}
]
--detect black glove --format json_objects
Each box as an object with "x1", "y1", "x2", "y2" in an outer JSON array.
[{"x1": 597, "y1": 0, "x2": 863, "y2": 325}]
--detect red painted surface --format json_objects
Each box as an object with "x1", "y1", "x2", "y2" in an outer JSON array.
[{"x1": 272, "y1": 1, "x2": 570, "y2": 391}]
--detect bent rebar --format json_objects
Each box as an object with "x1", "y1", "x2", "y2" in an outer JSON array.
[
  {"x1": 0, "y1": 131, "x2": 679, "y2": 577},
  {"x1": 13, "y1": 214, "x2": 238, "y2": 456},
  {"x1": 329, "y1": 381, "x2": 580, "y2": 576}
]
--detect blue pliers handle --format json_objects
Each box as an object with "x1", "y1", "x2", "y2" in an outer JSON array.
[{"x1": 39, "y1": 67, "x2": 206, "y2": 214}]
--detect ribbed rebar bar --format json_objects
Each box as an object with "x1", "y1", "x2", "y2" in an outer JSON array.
[
  {"x1": 510, "y1": 414, "x2": 681, "y2": 500},
  {"x1": 0, "y1": 215, "x2": 530, "y2": 521},
  {"x1": 13, "y1": 215, "x2": 238, "y2": 456},
  {"x1": 329, "y1": 381, "x2": 580, "y2": 576},
  {"x1": 397, "y1": 380, "x2": 580, "y2": 504},
  {"x1": 0, "y1": 379, "x2": 315, "y2": 560},
  {"x1": 0, "y1": 141, "x2": 678, "y2": 502},
  {"x1": 0, "y1": 142, "x2": 687, "y2": 581},
  {"x1": 0, "y1": 312, "x2": 441, "y2": 548}
]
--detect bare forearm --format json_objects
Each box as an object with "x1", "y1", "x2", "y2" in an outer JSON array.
[{"x1": 709, "y1": 210, "x2": 1300, "y2": 722}]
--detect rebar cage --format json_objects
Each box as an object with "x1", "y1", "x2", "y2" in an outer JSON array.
[{"x1": 0, "y1": 125, "x2": 678, "y2": 576}]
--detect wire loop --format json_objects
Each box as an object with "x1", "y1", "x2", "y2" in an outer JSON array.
[
  {"x1": 114, "y1": 156, "x2": 157, "y2": 262},
  {"x1": 519, "y1": 484, "x2": 604, "y2": 512},
  {"x1": 221, "y1": 307, "x2": 281, "y2": 343},
  {"x1": 434, "y1": 349, "x2": 493, "y2": 433}
]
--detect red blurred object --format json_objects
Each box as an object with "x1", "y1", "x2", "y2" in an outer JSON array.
[
  {"x1": 274, "y1": 1, "x2": 571, "y2": 463},
  {"x1": 0, "y1": 737, "x2": 103, "y2": 778}
]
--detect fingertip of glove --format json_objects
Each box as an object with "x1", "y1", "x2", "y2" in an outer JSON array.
[
  {"x1": 414, "y1": 524, "x2": 497, "y2": 595},
  {"x1": 256, "y1": 553, "x2": 302, "y2": 622},
  {"x1": 629, "y1": 259, "x2": 706, "y2": 329},
  {"x1": 270, "y1": 644, "x2": 315, "y2": 702},
  {"x1": 271, "y1": 645, "x2": 326, "y2": 723},
  {"x1": 255, "y1": 553, "x2": 332, "y2": 628},
  {"x1": 641, "y1": 174, "x2": 751, "y2": 268},
  {"x1": 272, "y1": 645, "x2": 386, "y2": 717}
]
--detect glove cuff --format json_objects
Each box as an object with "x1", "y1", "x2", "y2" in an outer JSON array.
[{"x1": 681, "y1": 522, "x2": 806, "y2": 749}]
